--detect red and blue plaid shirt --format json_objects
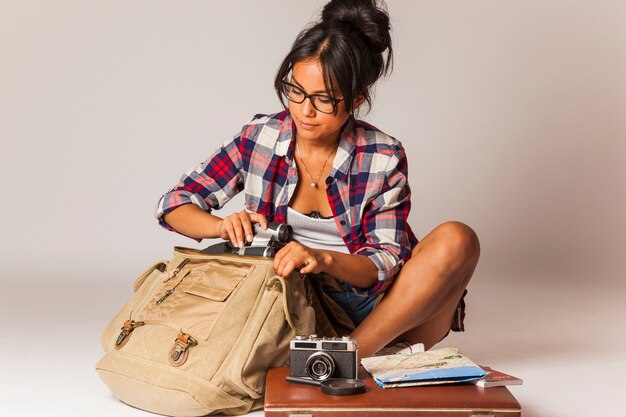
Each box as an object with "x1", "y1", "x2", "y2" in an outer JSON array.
[{"x1": 156, "y1": 110, "x2": 418, "y2": 296}]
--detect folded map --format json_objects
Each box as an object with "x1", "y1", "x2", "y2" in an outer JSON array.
[{"x1": 361, "y1": 347, "x2": 488, "y2": 388}]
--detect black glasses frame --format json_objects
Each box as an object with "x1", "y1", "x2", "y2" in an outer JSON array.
[{"x1": 280, "y1": 81, "x2": 344, "y2": 114}]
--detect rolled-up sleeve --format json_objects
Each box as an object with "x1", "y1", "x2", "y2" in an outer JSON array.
[
  {"x1": 155, "y1": 133, "x2": 245, "y2": 232},
  {"x1": 353, "y1": 147, "x2": 414, "y2": 297}
]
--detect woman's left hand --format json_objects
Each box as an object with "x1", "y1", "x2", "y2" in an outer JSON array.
[{"x1": 273, "y1": 241, "x2": 328, "y2": 278}]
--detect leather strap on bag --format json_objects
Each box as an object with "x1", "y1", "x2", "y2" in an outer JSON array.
[
  {"x1": 168, "y1": 330, "x2": 198, "y2": 367},
  {"x1": 114, "y1": 320, "x2": 145, "y2": 350}
]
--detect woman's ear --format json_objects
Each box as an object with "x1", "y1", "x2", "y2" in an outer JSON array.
[{"x1": 352, "y1": 95, "x2": 366, "y2": 110}]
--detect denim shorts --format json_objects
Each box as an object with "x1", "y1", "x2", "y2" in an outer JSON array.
[
  {"x1": 323, "y1": 281, "x2": 379, "y2": 327},
  {"x1": 323, "y1": 280, "x2": 468, "y2": 333}
]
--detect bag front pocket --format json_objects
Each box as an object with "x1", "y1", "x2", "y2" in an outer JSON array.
[
  {"x1": 140, "y1": 259, "x2": 254, "y2": 340},
  {"x1": 184, "y1": 265, "x2": 244, "y2": 301},
  {"x1": 221, "y1": 275, "x2": 316, "y2": 398}
]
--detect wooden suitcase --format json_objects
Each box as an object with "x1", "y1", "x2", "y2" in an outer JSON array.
[{"x1": 264, "y1": 367, "x2": 521, "y2": 417}]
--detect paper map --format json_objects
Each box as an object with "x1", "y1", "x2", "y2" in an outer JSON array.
[{"x1": 361, "y1": 347, "x2": 487, "y2": 388}]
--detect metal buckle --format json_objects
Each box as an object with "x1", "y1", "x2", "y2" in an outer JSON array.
[
  {"x1": 168, "y1": 330, "x2": 198, "y2": 367},
  {"x1": 114, "y1": 319, "x2": 144, "y2": 350}
]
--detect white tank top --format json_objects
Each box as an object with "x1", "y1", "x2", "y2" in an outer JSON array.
[{"x1": 286, "y1": 207, "x2": 350, "y2": 254}]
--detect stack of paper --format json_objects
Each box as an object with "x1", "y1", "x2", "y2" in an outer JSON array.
[{"x1": 361, "y1": 347, "x2": 487, "y2": 388}]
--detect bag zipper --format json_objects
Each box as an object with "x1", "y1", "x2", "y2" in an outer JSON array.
[
  {"x1": 132, "y1": 258, "x2": 189, "y2": 316},
  {"x1": 155, "y1": 258, "x2": 191, "y2": 304}
]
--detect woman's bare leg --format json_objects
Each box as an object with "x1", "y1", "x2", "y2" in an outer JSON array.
[{"x1": 351, "y1": 221, "x2": 480, "y2": 358}]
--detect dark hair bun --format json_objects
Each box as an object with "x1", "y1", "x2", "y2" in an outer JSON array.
[
  {"x1": 321, "y1": 0, "x2": 391, "y2": 54},
  {"x1": 275, "y1": 0, "x2": 394, "y2": 118}
]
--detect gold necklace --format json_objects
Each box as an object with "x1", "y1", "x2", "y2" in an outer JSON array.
[{"x1": 295, "y1": 141, "x2": 338, "y2": 188}]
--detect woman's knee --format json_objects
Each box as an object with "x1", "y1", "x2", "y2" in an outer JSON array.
[{"x1": 419, "y1": 221, "x2": 480, "y2": 272}]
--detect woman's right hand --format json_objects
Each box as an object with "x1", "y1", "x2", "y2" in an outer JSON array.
[{"x1": 218, "y1": 211, "x2": 268, "y2": 248}]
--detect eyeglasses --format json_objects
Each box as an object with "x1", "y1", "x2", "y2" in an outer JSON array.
[{"x1": 279, "y1": 81, "x2": 344, "y2": 114}]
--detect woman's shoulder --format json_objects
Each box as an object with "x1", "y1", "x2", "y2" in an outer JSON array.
[
  {"x1": 241, "y1": 110, "x2": 291, "y2": 132},
  {"x1": 352, "y1": 119, "x2": 405, "y2": 155},
  {"x1": 236, "y1": 110, "x2": 292, "y2": 147},
  {"x1": 225, "y1": 110, "x2": 293, "y2": 161}
]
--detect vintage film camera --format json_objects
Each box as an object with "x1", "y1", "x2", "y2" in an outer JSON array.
[
  {"x1": 286, "y1": 335, "x2": 365, "y2": 395},
  {"x1": 289, "y1": 335, "x2": 358, "y2": 382},
  {"x1": 202, "y1": 222, "x2": 293, "y2": 258}
]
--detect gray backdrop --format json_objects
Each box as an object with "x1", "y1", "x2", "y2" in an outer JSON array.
[{"x1": 2, "y1": 0, "x2": 624, "y2": 284}]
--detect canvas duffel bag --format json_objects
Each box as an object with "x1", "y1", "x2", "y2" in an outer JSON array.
[{"x1": 96, "y1": 246, "x2": 332, "y2": 416}]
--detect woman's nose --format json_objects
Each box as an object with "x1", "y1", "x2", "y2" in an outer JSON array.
[{"x1": 301, "y1": 97, "x2": 316, "y2": 116}]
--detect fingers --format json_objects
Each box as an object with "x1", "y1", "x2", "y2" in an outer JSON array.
[
  {"x1": 273, "y1": 243, "x2": 292, "y2": 272},
  {"x1": 221, "y1": 211, "x2": 250, "y2": 248},
  {"x1": 298, "y1": 258, "x2": 317, "y2": 275},
  {"x1": 239, "y1": 212, "x2": 255, "y2": 245},
  {"x1": 220, "y1": 211, "x2": 272, "y2": 247},
  {"x1": 250, "y1": 213, "x2": 268, "y2": 230},
  {"x1": 279, "y1": 259, "x2": 298, "y2": 278},
  {"x1": 274, "y1": 243, "x2": 318, "y2": 278},
  {"x1": 225, "y1": 215, "x2": 243, "y2": 248},
  {"x1": 245, "y1": 213, "x2": 265, "y2": 244}
]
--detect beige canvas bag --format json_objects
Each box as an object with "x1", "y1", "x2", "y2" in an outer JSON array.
[{"x1": 96, "y1": 246, "x2": 339, "y2": 416}]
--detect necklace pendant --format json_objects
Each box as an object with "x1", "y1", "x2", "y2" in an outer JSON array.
[{"x1": 310, "y1": 182, "x2": 317, "y2": 188}]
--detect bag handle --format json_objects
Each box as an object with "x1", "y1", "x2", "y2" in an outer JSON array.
[{"x1": 132, "y1": 260, "x2": 168, "y2": 292}]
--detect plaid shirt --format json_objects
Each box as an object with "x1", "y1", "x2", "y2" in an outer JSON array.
[{"x1": 156, "y1": 110, "x2": 418, "y2": 297}]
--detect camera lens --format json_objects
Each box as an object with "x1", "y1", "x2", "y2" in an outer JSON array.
[
  {"x1": 305, "y1": 352, "x2": 335, "y2": 381},
  {"x1": 312, "y1": 361, "x2": 327, "y2": 375},
  {"x1": 276, "y1": 224, "x2": 293, "y2": 243}
]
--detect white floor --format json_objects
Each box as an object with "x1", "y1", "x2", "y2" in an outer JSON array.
[{"x1": 2, "y1": 271, "x2": 624, "y2": 417}]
